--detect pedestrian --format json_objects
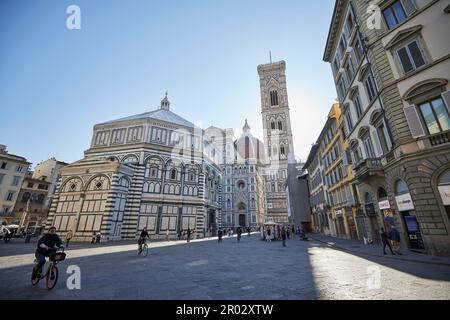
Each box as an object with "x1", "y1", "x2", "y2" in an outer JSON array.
[
  {"x1": 380, "y1": 228, "x2": 395, "y2": 255},
  {"x1": 165, "y1": 228, "x2": 170, "y2": 241},
  {"x1": 292, "y1": 226, "x2": 295, "y2": 235},
  {"x1": 388, "y1": 225, "x2": 402, "y2": 255},
  {"x1": 266, "y1": 228, "x2": 271, "y2": 242},
  {"x1": 247, "y1": 227, "x2": 251, "y2": 236},
  {"x1": 187, "y1": 228, "x2": 191, "y2": 242},
  {"x1": 281, "y1": 227, "x2": 287, "y2": 247},
  {"x1": 287, "y1": 228, "x2": 290, "y2": 239},
  {"x1": 66, "y1": 230, "x2": 73, "y2": 247},
  {"x1": 178, "y1": 229, "x2": 182, "y2": 240},
  {"x1": 237, "y1": 227, "x2": 242, "y2": 242},
  {"x1": 91, "y1": 232, "x2": 96, "y2": 244},
  {"x1": 96, "y1": 232, "x2": 101, "y2": 244},
  {"x1": 218, "y1": 229, "x2": 223, "y2": 243}
]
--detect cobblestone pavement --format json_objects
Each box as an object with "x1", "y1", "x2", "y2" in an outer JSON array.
[{"x1": 0, "y1": 234, "x2": 449, "y2": 300}]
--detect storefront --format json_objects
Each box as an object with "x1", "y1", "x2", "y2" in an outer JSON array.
[
  {"x1": 394, "y1": 180, "x2": 424, "y2": 250},
  {"x1": 437, "y1": 170, "x2": 450, "y2": 222}
]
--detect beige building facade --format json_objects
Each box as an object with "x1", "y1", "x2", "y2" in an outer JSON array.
[
  {"x1": 0, "y1": 145, "x2": 30, "y2": 224},
  {"x1": 324, "y1": 0, "x2": 450, "y2": 255}
]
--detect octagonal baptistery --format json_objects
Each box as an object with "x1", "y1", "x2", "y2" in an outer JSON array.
[{"x1": 45, "y1": 94, "x2": 222, "y2": 242}]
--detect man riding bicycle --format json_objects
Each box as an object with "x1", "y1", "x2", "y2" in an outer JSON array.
[
  {"x1": 138, "y1": 227, "x2": 150, "y2": 253},
  {"x1": 32, "y1": 226, "x2": 64, "y2": 280}
]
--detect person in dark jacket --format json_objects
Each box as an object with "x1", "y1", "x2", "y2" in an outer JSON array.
[
  {"x1": 217, "y1": 229, "x2": 223, "y2": 243},
  {"x1": 138, "y1": 227, "x2": 150, "y2": 252},
  {"x1": 32, "y1": 227, "x2": 63, "y2": 279},
  {"x1": 237, "y1": 227, "x2": 242, "y2": 242},
  {"x1": 388, "y1": 225, "x2": 402, "y2": 255},
  {"x1": 380, "y1": 228, "x2": 395, "y2": 255},
  {"x1": 187, "y1": 228, "x2": 191, "y2": 242},
  {"x1": 281, "y1": 227, "x2": 287, "y2": 247}
]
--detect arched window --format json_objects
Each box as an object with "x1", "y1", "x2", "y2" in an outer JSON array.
[
  {"x1": 280, "y1": 145, "x2": 286, "y2": 156},
  {"x1": 270, "y1": 121, "x2": 276, "y2": 130},
  {"x1": 238, "y1": 202, "x2": 246, "y2": 210},
  {"x1": 270, "y1": 90, "x2": 279, "y2": 106},
  {"x1": 439, "y1": 170, "x2": 450, "y2": 185},
  {"x1": 170, "y1": 169, "x2": 177, "y2": 180},
  {"x1": 272, "y1": 145, "x2": 278, "y2": 158},
  {"x1": 271, "y1": 183, "x2": 275, "y2": 192},
  {"x1": 378, "y1": 187, "x2": 388, "y2": 200},
  {"x1": 227, "y1": 199, "x2": 231, "y2": 208},
  {"x1": 278, "y1": 121, "x2": 283, "y2": 131},
  {"x1": 395, "y1": 180, "x2": 409, "y2": 196}
]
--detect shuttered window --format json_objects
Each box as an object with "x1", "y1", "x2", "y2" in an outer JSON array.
[
  {"x1": 418, "y1": 97, "x2": 450, "y2": 134},
  {"x1": 404, "y1": 105, "x2": 426, "y2": 138},
  {"x1": 396, "y1": 40, "x2": 426, "y2": 74}
]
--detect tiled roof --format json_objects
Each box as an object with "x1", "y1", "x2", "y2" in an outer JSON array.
[{"x1": 99, "y1": 108, "x2": 197, "y2": 128}]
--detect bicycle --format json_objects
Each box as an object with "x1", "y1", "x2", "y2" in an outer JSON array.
[
  {"x1": 138, "y1": 239, "x2": 148, "y2": 257},
  {"x1": 31, "y1": 248, "x2": 66, "y2": 290}
]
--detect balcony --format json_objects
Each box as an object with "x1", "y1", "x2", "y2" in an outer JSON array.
[
  {"x1": 353, "y1": 158, "x2": 383, "y2": 180},
  {"x1": 428, "y1": 131, "x2": 450, "y2": 147}
]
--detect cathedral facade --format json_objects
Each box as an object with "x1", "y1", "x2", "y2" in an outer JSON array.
[{"x1": 45, "y1": 60, "x2": 295, "y2": 241}]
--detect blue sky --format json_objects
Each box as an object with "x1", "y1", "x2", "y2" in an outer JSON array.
[{"x1": 0, "y1": 0, "x2": 337, "y2": 167}]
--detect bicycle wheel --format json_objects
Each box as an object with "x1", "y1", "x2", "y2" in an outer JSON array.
[
  {"x1": 142, "y1": 244, "x2": 148, "y2": 257},
  {"x1": 31, "y1": 266, "x2": 42, "y2": 286},
  {"x1": 46, "y1": 264, "x2": 59, "y2": 290}
]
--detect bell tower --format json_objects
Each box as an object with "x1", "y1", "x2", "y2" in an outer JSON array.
[{"x1": 257, "y1": 60, "x2": 294, "y2": 223}]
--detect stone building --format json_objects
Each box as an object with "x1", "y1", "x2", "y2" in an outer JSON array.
[
  {"x1": 32, "y1": 158, "x2": 68, "y2": 209},
  {"x1": 12, "y1": 173, "x2": 52, "y2": 232},
  {"x1": 258, "y1": 61, "x2": 295, "y2": 223},
  {"x1": 206, "y1": 120, "x2": 266, "y2": 230},
  {"x1": 323, "y1": 0, "x2": 450, "y2": 255},
  {"x1": 46, "y1": 94, "x2": 222, "y2": 241},
  {"x1": 0, "y1": 144, "x2": 30, "y2": 224}
]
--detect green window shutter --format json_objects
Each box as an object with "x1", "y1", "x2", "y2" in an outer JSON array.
[{"x1": 403, "y1": 105, "x2": 425, "y2": 138}]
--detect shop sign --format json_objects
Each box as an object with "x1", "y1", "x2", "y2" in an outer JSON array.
[
  {"x1": 378, "y1": 200, "x2": 390, "y2": 210},
  {"x1": 395, "y1": 193, "x2": 415, "y2": 211},
  {"x1": 438, "y1": 185, "x2": 450, "y2": 206}
]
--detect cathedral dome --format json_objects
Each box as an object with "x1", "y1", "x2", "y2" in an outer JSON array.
[{"x1": 234, "y1": 120, "x2": 266, "y2": 163}]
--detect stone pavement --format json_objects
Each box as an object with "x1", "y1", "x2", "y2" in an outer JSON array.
[
  {"x1": 0, "y1": 233, "x2": 449, "y2": 300},
  {"x1": 307, "y1": 233, "x2": 450, "y2": 266}
]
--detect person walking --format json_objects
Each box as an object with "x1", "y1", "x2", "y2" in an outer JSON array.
[
  {"x1": 287, "y1": 228, "x2": 290, "y2": 239},
  {"x1": 187, "y1": 228, "x2": 191, "y2": 243},
  {"x1": 266, "y1": 228, "x2": 272, "y2": 242},
  {"x1": 165, "y1": 228, "x2": 170, "y2": 241},
  {"x1": 218, "y1": 229, "x2": 223, "y2": 243},
  {"x1": 388, "y1": 225, "x2": 402, "y2": 255},
  {"x1": 65, "y1": 230, "x2": 73, "y2": 247},
  {"x1": 237, "y1": 227, "x2": 242, "y2": 243},
  {"x1": 281, "y1": 227, "x2": 287, "y2": 247},
  {"x1": 91, "y1": 232, "x2": 96, "y2": 244},
  {"x1": 96, "y1": 232, "x2": 101, "y2": 244},
  {"x1": 380, "y1": 228, "x2": 395, "y2": 255},
  {"x1": 178, "y1": 229, "x2": 182, "y2": 240}
]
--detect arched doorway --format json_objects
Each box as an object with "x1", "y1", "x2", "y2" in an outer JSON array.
[
  {"x1": 437, "y1": 169, "x2": 450, "y2": 222},
  {"x1": 237, "y1": 202, "x2": 246, "y2": 227},
  {"x1": 364, "y1": 192, "x2": 380, "y2": 244},
  {"x1": 394, "y1": 179, "x2": 424, "y2": 250}
]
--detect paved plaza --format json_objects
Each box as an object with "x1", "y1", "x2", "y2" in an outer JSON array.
[{"x1": 0, "y1": 234, "x2": 449, "y2": 300}]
